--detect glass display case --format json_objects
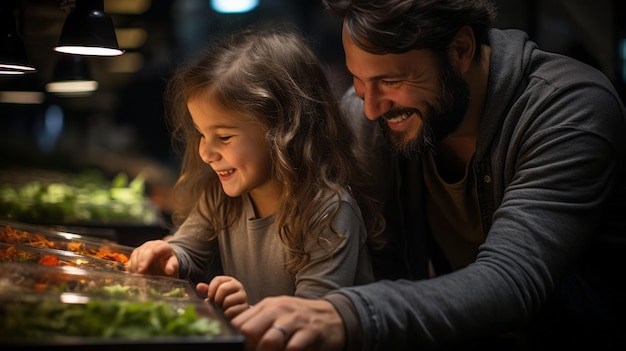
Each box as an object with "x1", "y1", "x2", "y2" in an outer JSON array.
[{"x1": 0, "y1": 263, "x2": 244, "y2": 349}]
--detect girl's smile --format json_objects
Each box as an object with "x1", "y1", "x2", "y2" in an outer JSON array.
[{"x1": 215, "y1": 168, "x2": 236, "y2": 179}]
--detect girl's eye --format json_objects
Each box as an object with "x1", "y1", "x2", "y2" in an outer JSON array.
[{"x1": 219, "y1": 135, "x2": 232, "y2": 142}]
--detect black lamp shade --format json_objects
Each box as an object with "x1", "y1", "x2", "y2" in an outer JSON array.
[
  {"x1": 0, "y1": 8, "x2": 36, "y2": 72},
  {"x1": 52, "y1": 55, "x2": 93, "y2": 82},
  {"x1": 46, "y1": 54, "x2": 98, "y2": 95},
  {"x1": 0, "y1": 33, "x2": 31, "y2": 69},
  {"x1": 55, "y1": 0, "x2": 123, "y2": 56}
]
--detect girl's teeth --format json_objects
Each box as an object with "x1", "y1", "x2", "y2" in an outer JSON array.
[{"x1": 217, "y1": 169, "x2": 234, "y2": 176}]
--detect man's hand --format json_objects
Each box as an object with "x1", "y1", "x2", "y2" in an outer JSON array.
[{"x1": 231, "y1": 295, "x2": 346, "y2": 351}]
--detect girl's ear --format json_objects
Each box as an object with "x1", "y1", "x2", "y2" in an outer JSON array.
[{"x1": 447, "y1": 25, "x2": 476, "y2": 75}]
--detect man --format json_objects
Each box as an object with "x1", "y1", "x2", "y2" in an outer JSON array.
[{"x1": 230, "y1": 1, "x2": 626, "y2": 350}]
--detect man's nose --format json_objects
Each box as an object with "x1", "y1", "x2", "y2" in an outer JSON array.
[
  {"x1": 361, "y1": 88, "x2": 392, "y2": 121},
  {"x1": 354, "y1": 84, "x2": 391, "y2": 121}
]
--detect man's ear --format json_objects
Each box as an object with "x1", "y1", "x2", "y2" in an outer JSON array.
[{"x1": 447, "y1": 25, "x2": 476, "y2": 75}]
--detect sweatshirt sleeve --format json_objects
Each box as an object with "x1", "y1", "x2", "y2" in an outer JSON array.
[
  {"x1": 294, "y1": 194, "x2": 374, "y2": 298},
  {"x1": 324, "y1": 292, "x2": 365, "y2": 351},
  {"x1": 167, "y1": 200, "x2": 218, "y2": 283}
]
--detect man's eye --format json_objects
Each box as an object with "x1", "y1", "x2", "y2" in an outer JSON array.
[{"x1": 381, "y1": 80, "x2": 401, "y2": 86}]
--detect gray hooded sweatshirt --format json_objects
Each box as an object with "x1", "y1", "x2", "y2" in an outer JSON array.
[{"x1": 326, "y1": 28, "x2": 626, "y2": 351}]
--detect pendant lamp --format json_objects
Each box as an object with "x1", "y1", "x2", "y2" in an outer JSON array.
[
  {"x1": 54, "y1": 0, "x2": 124, "y2": 57},
  {"x1": 0, "y1": 2, "x2": 37, "y2": 74},
  {"x1": 46, "y1": 54, "x2": 98, "y2": 96},
  {"x1": 0, "y1": 74, "x2": 45, "y2": 104}
]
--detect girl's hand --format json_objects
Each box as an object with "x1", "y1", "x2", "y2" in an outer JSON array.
[
  {"x1": 127, "y1": 240, "x2": 180, "y2": 277},
  {"x1": 197, "y1": 276, "x2": 249, "y2": 319}
]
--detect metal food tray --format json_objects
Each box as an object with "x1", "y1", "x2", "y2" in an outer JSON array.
[
  {"x1": 0, "y1": 242, "x2": 126, "y2": 271},
  {"x1": 0, "y1": 263, "x2": 244, "y2": 350},
  {"x1": 0, "y1": 262, "x2": 200, "y2": 300},
  {"x1": 0, "y1": 220, "x2": 134, "y2": 265}
]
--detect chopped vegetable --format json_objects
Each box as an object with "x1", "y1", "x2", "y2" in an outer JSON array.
[
  {"x1": 37, "y1": 255, "x2": 60, "y2": 266},
  {"x1": 0, "y1": 300, "x2": 222, "y2": 339}
]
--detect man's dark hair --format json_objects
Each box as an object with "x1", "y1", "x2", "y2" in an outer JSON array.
[{"x1": 322, "y1": 0, "x2": 497, "y2": 61}]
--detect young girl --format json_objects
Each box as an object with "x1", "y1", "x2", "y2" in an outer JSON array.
[{"x1": 127, "y1": 27, "x2": 384, "y2": 319}]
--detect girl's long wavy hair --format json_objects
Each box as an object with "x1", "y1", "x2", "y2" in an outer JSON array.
[{"x1": 165, "y1": 27, "x2": 385, "y2": 273}]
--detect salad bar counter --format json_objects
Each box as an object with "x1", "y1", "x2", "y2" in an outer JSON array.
[{"x1": 0, "y1": 221, "x2": 244, "y2": 350}]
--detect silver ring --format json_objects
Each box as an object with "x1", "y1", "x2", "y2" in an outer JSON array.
[{"x1": 271, "y1": 324, "x2": 288, "y2": 339}]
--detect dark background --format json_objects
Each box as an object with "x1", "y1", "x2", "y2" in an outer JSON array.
[{"x1": 1, "y1": 0, "x2": 625, "y2": 234}]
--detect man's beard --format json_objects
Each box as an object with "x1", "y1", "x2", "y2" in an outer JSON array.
[{"x1": 378, "y1": 59, "x2": 471, "y2": 158}]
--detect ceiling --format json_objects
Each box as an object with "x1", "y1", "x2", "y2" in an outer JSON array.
[
  {"x1": 4, "y1": 0, "x2": 619, "y2": 112},
  {"x1": 5, "y1": 0, "x2": 347, "y2": 110}
]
